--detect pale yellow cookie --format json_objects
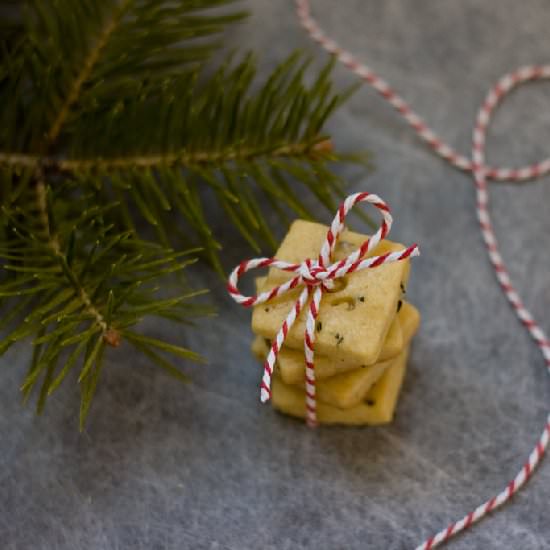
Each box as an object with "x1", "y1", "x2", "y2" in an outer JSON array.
[
  {"x1": 251, "y1": 302, "x2": 419, "y2": 409},
  {"x1": 252, "y1": 226, "x2": 409, "y2": 367},
  {"x1": 271, "y1": 347, "x2": 410, "y2": 425},
  {"x1": 397, "y1": 301, "x2": 421, "y2": 349},
  {"x1": 251, "y1": 334, "x2": 392, "y2": 405},
  {"x1": 265, "y1": 220, "x2": 410, "y2": 286},
  {"x1": 378, "y1": 314, "x2": 404, "y2": 362},
  {"x1": 314, "y1": 356, "x2": 394, "y2": 409},
  {"x1": 251, "y1": 300, "x2": 418, "y2": 383},
  {"x1": 251, "y1": 335, "x2": 269, "y2": 361},
  {"x1": 299, "y1": 302, "x2": 419, "y2": 408},
  {"x1": 253, "y1": 276, "x2": 404, "y2": 376}
]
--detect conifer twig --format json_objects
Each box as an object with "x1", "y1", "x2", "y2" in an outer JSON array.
[
  {"x1": 0, "y1": 139, "x2": 333, "y2": 173},
  {"x1": 34, "y1": 168, "x2": 119, "y2": 347},
  {"x1": 45, "y1": 0, "x2": 132, "y2": 145},
  {"x1": 29, "y1": 1, "x2": 134, "y2": 349}
]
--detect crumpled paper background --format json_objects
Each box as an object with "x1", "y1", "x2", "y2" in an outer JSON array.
[{"x1": 2, "y1": 1, "x2": 550, "y2": 548}]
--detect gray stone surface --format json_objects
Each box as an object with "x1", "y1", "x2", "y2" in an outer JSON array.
[{"x1": 2, "y1": 1, "x2": 550, "y2": 548}]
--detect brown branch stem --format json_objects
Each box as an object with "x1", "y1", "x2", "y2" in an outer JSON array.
[
  {"x1": 0, "y1": 138, "x2": 333, "y2": 173},
  {"x1": 34, "y1": 169, "x2": 116, "y2": 344}
]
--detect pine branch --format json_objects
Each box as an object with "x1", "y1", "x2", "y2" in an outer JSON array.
[
  {"x1": 35, "y1": 179, "x2": 112, "y2": 337},
  {"x1": 3, "y1": 49, "x2": 369, "y2": 269},
  {"x1": 0, "y1": 185, "x2": 208, "y2": 427},
  {"x1": 0, "y1": 0, "x2": 371, "y2": 428},
  {"x1": 0, "y1": 0, "x2": 248, "y2": 150}
]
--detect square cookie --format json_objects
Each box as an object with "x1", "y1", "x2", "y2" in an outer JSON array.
[
  {"x1": 271, "y1": 346, "x2": 410, "y2": 425},
  {"x1": 265, "y1": 220, "x2": 409, "y2": 284},
  {"x1": 251, "y1": 334, "x2": 391, "y2": 390},
  {"x1": 253, "y1": 276, "x2": 404, "y2": 377},
  {"x1": 297, "y1": 302, "x2": 419, "y2": 409},
  {"x1": 251, "y1": 301, "x2": 418, "y2": 385},
  {"x1": 252, "y1": 222, "x2": 410, "y2": 366}
]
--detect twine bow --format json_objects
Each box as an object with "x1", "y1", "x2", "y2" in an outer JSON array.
[{"x1": 227, "y1": 192, "x2": 419, "y2": 426}]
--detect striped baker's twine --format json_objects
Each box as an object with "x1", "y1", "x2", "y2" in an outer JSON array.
[
  {"x1": 296, "y1": 0, "x2": 550, "y2": 182},
  {"x1": 227, "y1": 192, "x2": 419, "y2": 426},
  {"x1": 295, "y1": 0, "x2": 550, "y2": 547}
]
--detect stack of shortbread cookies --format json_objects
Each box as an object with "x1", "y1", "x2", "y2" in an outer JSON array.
[{"x1": 251, "y1": 220, "x2": 420, "y2": 425}]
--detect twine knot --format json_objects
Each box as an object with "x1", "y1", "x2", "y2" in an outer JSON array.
[{"x1": 298, "y1": 259, "x2": 335, "y2": 291}]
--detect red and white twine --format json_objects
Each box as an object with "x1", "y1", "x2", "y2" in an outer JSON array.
[
  {"x1": 295, "y1": 0, "x2": 550, "y2": 547},
  {"x1": 227, "y1": 192, "x2": 419, "y2": 426}
]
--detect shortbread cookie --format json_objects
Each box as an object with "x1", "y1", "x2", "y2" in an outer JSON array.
[
  {"x1": 251, "y1": 334, "x2": 391, "y2": 407},
  {"x1": 266, "y1": 220, "x2": 410, "y2": 286},
  {"x1": 251, "y1": 333, "x2": 391, "y2": 388},
  {"x1": 314, "y1": 356, "x2": 395, "y2": 409},
  {"x1": 271, "y1": 347, "x2": 410, "y2": 425},
  {"x1": 251, "y1": 302, "x2": 419, "y2": 409},
  {"x1": 251, "y1": 334, "x2": 269, "y2": 361},
  {"x1": 251, "y1": 301, "x2": 418, "y2": 386},
  {"x1": 253, "y1": 276, "x2": 404, "y2": 373},
  {"x1": 297, "y1": 302, "x2": 419, "y2": 408},
  {"x1": 252, "y1": 226, "x2": 410, "y2": 366}
]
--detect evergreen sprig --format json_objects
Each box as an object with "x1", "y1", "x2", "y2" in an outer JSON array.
[{"x1": 0, "y1": 0, "x2": 368, "y2": 427}]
